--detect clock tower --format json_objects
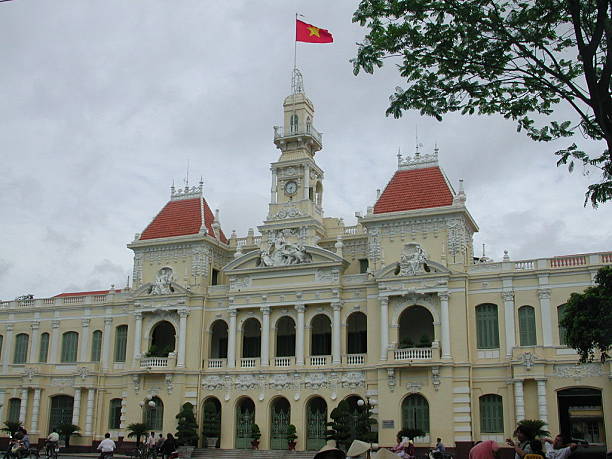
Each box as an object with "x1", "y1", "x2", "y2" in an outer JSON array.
[{"x1": 259, "y1": 68, "x2": 326, "y2": 247}]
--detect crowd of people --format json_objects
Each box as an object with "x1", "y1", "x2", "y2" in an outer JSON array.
[{"x1": 96, "y1": 431, "x2": 177, "y2": 459}]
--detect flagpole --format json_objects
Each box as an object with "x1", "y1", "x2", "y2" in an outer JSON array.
[{"x1": 294, "y1": 12, "x2": 298, "y2": 71}]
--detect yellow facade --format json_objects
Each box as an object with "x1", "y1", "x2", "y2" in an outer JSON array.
[{"x1": 1, "y1": 76, "x2": 610, "y2": 454}]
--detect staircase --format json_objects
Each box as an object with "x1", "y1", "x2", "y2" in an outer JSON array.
[{"x1": 191, "y1": 449, "x2": 316, "y2": 459}]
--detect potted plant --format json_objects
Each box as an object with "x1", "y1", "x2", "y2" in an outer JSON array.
[
  {"x1": 175, "y1": 402, "x2": 198, "y2": 456},
  {"x1": 250, "y1": 424, "x2": 261, "y2": 450},
  {"x1": 202, "y1": 401, "x2": 220, "y2": 448},
  {"x1": 287, "y1": 424, "x2": 297, "y2": 450}
]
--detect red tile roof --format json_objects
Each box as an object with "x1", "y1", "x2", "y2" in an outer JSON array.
[
  {"x1": 139, "y1": 197, "x2": 228, "y2": 243},
  {"x1": 373, "y1": 166, "x2": 454, "y2": 213},
  {"x1": 54, "y1": 289, "x2": 121, "y2": 298}
]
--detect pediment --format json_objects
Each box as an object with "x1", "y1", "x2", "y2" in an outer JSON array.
[
  {"x1": 131, "y1": 281, "x2": 191, "y2": 298},
  {"x1": 375, "y1": 259, "x2": 451, "y2": 279}
]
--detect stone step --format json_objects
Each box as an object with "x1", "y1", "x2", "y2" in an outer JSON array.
[{"x1": 191, "y1": 449, "x2": 315, "y2": 459}]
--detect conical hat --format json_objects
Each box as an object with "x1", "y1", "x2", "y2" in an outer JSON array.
[
  {"x1": 313, "y1": 446, "x2": 347, "y2": 459},
  {"x1": 347, "y1": 439, "x2": 371, "y2": 456},
  {"x1": 373, "y1": 448, "x2": 401, "y2": 459}
]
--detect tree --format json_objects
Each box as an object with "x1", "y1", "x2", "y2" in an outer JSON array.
[
  {"x1": 57, "y1": 423, "x2": 80, "y2": 449},
  {"x1": 354, "y1": 401, "x2": 377, "y2": 444},
  {"x1": 352, "y1": 0, "x2": 612, "y2": 206},
  {"x1": 201, "y1": 401, "x2": 220, "y2": 446},
  {"x1": 561, "y1": 266, "x2": 612, "y2": 362},
  {"x1": 175, "y1": 402, "x2": 199, "y2": 447},
  {"x1": 326, "y1": 400, "x2": 353, "y2": 451},
  {"x1": 517, "y1": 419, "x2": 551, "y2": 439},
  {"x1": 127, "y1": 423, "x2": 149, "y2": 446},
  {"x1": 1, "y1": 421, "x2": 23, "y2": 436}
]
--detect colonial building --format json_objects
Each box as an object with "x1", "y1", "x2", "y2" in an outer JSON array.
[{"x1": 1, "y1": 70, "x2": 610, "y2": 454}]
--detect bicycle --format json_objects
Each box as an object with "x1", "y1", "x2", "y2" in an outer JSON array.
[{"x1": 43, "y1": 442, "x2": 59, "y2": 459}]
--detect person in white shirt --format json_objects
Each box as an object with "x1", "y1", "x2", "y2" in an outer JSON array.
[
  {"x1": 543, "y1": 435, "x2": 578, "y2": 459},
  {"x1": 146, "y1": 432, "x2": 156, "y2": 451},
  {"x1": 97, "y1": 433, "x2": 116, "y2": 459},
  {"x1": 46, "y1": 429, "x2": 60, "y2": 457}
]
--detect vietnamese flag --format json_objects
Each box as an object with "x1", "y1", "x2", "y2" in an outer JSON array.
[{"x1": 296, "y1": 19, "x2": 333, "y2": 43}]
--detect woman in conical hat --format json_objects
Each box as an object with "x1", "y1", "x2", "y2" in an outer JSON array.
[
  {"x1": 313, "y1": 443, "x2": 347, "y2": 459},
  {"x1": 347, "y1": 439, "x2": 372, "y2": 457},
  {"x1": 374, "y1": 448, "x2": 403, "y2": 459}
]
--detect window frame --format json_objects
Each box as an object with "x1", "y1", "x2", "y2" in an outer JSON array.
[
  {"x1": 39, "y1": 332, "x2": 50, "y2": 363},
  {"x1": 518, "y1": 306, "x2": 537, "y2": 346},
  {"x1": 480, "y1": 394, "x2": 504, "y2": 433},
  {"x1": 13, "y1": 333, "x2": 29, "y2": 364},
  {"x1": 61, "y1": 331, "x2": 79, "y2": 363},
  {"x1": 476, "y1": 304, "x2": 500, "y2": 349},
  {"x1": 114, "y1": 325, "x2": 128, "y2": 362}
]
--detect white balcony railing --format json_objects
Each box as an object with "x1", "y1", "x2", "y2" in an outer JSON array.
[
  {"x1": 394, "y1": 347, "x2": 432, "y2": 360},
  {"x1": 310, "y1": 355, "x2": 328, "y2": 366},
  {"x1": 274, "y1": 357, "x2": 293, "y2": 367},
  {"x1": 208, "y1": 358, "x2": 226, "y2": 369},
  {"x1": 140, "y1": 357, "x2": 168, "y2": 368},
  {"x1": 240, "y1": 358, "x2": 258, "y2": 368},
  {"x1": 346, "y1": 354, "x2": 365, "y2": 365},
  {"x1": 274, "y1": 125, "x2": 322, "y2": 145}
]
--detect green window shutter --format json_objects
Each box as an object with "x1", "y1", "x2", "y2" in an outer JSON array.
[
  {"x1": 557, "y1": 304, "x2": 568, "y2": 345},
  {"x1": 13, "y1": 333, "x2": 29, "y2": 364},
  {"x1": 109, "y1": 398, "x2": 122, "y2": 429},
  {"x1": 519, "y1": 306, "x2": 536, "y2": 346},
  {"x1": 480, "y1": 395, "x2": 503, "y2": 433},
  {"x1": 401, "y1": 394, "x2": 430, "y2": 433},
  {"x1": 144, "y1": 397, "x2": 163, "y2": 430},
  {"x1": 8, "y1": 398, "x2": 21, "y2": 422},
  {"x1": 91, "y1": 330, "x2": 102, "y2": 362},
  {"x1": 114, "y1": 325, "x2": 128, "y2": 362},
  {"x1": 61, "y1": 332, "x2": 79, "y2": 363},
  {"x1": 39, "y1": 333, "x2": 50, "y2": 362},
  {"x1": 476, "y1": 304, "x2": 500, "y2": 349}
]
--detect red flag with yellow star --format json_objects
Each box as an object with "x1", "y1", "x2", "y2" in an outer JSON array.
[{"x1": 296, "y1": 19, "x2": 333, "y2": 43}]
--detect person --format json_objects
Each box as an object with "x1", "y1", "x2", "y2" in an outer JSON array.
[
  {"x1": 46, "y1": 428, "x2": 60, "y2": 457},
  {"x1": 15, "y1": 428, "x2": 30, "y2": 459},
  {"x1": 155, "y1": 434, "x2": 165, "y2": 454},
  {"x1": 469, "y1": 440, "x2": 500, "y2": 459},
  {"x1": 507, "y1": 425, "x2": 534, "y2": 459},
  {"x1": 543, "y1": 435, "x2": 578, "y2": 459},
  {"x1": 432, "y1": 438, "x2": 446, "y2": 459},
  {"x1": 391, "y1": 435, "x2": 409, "y2": 458},
  {"x1": 146, "y1": 432, "x2": 156, "y2": 454},
  {"x1": 97, "y1": 433, "x2": 116, "y2": 459},
  {"x1": 524, "y1": 440, "x2": 546, "y2": 459},
  {"x1": 160, "y1": 433, "x2": 176, "y2": 459}
]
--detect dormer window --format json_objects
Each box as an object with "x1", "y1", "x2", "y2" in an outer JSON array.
[{"x1": 290, "y1": 114, "x2": 299, "y2": 134}]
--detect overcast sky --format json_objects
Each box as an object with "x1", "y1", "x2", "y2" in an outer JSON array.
[{"x1": 1, "y1": 1, "x2": 611, "y2": 300}]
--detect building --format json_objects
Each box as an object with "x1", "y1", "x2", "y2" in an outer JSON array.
[{"x1": 0, "y1": 69, "x2": 610, "y2": 454}]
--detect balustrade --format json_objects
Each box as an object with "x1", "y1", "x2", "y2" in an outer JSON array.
[
  {"x1": 140, "y1": 357, "x2": 168, "y2": 368},
  {"x1": 274, "y1": 357, "x2": 292, "y2": 367},
  {"x1": 240, "y1": 358, "x2": 258, "y2": 368},
  {"x1": 310, "y1": 355, "x2": 328, "y2": 366},
  {"x1": 208, "y1": 358, "x2": 226, "y2": 369},
  {"x1": 346, "y1": 354, "x2": 365, "y2": 365},
  {"x1": 394, "y1": 347, "x2": 432, "y2": 360}
]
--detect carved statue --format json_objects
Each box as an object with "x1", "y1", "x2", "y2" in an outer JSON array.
[
  {"x1": 258, "y1": 240, "x2": 311, "y2": 267},
  {"x1": 399, "y1": 243, "x2": 429, "y2": 276},
  {"x1": 150, "y1": 267, "x2": 175, "y2": 295}
]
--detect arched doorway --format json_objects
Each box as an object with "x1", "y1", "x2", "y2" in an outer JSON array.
[
  {"x1": 209, "y1": 320, "x2": 228, "y2": 358},
  {"x1": 242, "y1": 318, "x2": 261, "y2": 358},
  {"x1": 401, "y1": 394, "x2": 430, "y2": 438},
  {"x1": 557, "y1": 388, "x2": 605, "y2": 444},
  {"x1": 49, "y1": 395, "x2": 74, "y2": 429},
  {"x1": 306, "y1": 397, "x2": 327, "y2": 450},
  {"x1": 398, "y1": 306, "x2": 434, "y2": 348},
  {"x1": 202, "y1": 397, "x2": 221, "y2": 448},
  {"x1": 270, "y1": 397, "x2": 291, "y2": 450},
  {"x1": 311, "y1": 314, "x2": 331, "y2": 356},
  {"x1": 149, "y1": 321, "x2": 176, "y2": 357},
  {"x1": 144, "y1": 396, "x2": 164, "y2": 430},
  {"x1": 235, "y1": 397, "x2": 255, "y2": 449}
]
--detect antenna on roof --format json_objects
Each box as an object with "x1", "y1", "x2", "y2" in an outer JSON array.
[
  {"x1": 482, "y1": 243, "x2": 486, "y2": 258},
  {"x1": 185, "y1": 160, "x2": 190, "y2": 189},
  {"x1": 397, "y1": 146, "x2": 402, "y2": 167},
  {"x1": 415, "y1": 126, "x2": 423, "y2": 156}
]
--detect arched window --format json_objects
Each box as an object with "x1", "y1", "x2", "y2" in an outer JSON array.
[
  {"x1": 210, "y1": 320, "x2": 228, "y2": 359},
  {"x1": 39, "y1": 332, "x2": 49, "y2": 362},
  {"x1": 8, "y1": 398, "x2": 21, "y2": 422},
  {"x1": 398, "y1": 306, "x2": 434, "y2": 348},
  {"x1": 557, "y1": 304, "x2": 568, "y2": 345},
  {"x1": 149, "y1": 321, "x2": 176, "y2": 357},
  {"x1": 306, "y1": 397, "x2": 327, "y2": 450},
  {"x1": 476, "y1": 304, "x2": 500, "y2": 349},
  {"x1": 311, "y1": 314, "x2": 331, "y2": 356},
  {"x1": 144, "y1": 397, "x2": 164, "y2": 430},
  {"x1": 290, "y1": 114, "x2": 299, "y2": 134},
  {"x1": 49, "y1": 395, "x2": 74, "y2": 428},
  {"x1": 276, "y1": 316, "x2": 296, "y2": 357},
  {"x1": 518, "y1": 306, "x2": 537, "y2": 346},
  {"x1": 13, "y1": 333, "x2": 29, "y2": 364},
  {"x1": 91, "y1": 330, "x2": 102, "y2": 362},
  {"x1": 61, "y1": 331, "x2": 79, "y2": 363},
  {"x1": 401, "y1": 394, "x2": 430, "y2": 434},
  {"x1": 242, "y1": 318, "x2": 261, "y2": 358},
  {"x1": 114, "y1": 325, "x2": 128, "y2": 362},
  {"x1": 347, "y1": 312, "x2": 367, "y2": 354},
  {"x1": 109, "y1": 398, "x2": 122, "y2": 429},
  {"x1": 480, "y1": 394, "x2": 504, "y2": 433}
]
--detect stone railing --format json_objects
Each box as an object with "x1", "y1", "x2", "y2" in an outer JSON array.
[
  {"x1": 346, "y1": 354, "x2": 365, "y2": 365},
  {"x1": 240, "y1": 358, "x2": 258, "y2": 368},
  {"x1": 140, "y1": 357, "x2": 168, "y2": 368},
  {"x1": 310, "y1": 355, "x2": 328, "y2": 366},
  {"x1": 394, "y1": 347, "x2": 433, "y2": 360},
  {"x1": 467, "y1": 251, "x2": 612, "y2": 274},
  {"x1": 208, "y1": 358, "x2": 226, "y2": 369},
  {"x1": 274, "y1": 124, "x2": 323, "y2": 145},
  {"x1": 343, "y1": 225, "x2": 366, "y2": 236},
  {"x1": 274, "y1": 357, "x2": 293, "y2": 367},
  {"x1": 0, "y1": 292, "x2": 124, "y2": 310}
]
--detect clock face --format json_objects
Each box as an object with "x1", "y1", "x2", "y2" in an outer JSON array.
[{"x1": 284, "y1": 180, "x2": 298, "y2": 195}]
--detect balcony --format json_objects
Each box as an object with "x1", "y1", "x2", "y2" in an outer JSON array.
[
  {"x1": 208, "y1": 358, "x2": 226, "y2": 369},
  {"x1": 240, "y1": 358, "x2": 259, "y2": 368},
  {"x1": 310, "y1": 355, "x2": 329, "y2": 366},
  {"x1": 346, "y1": 354, "x2": 365, "y2": 365},
  {"x1": 394, "y1": 347, "x2": 433, "y2": 361},
  {"x1": 274, "y1": 357, "x2": 293, "y2": 367},
  {"x1": 140, "y1": 357, "x2": 168, "y2": 368},
  {"x1": 273, "y1": 125, "x2": 322, "y2": 149}
]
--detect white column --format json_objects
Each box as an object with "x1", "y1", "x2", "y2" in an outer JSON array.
[
  {"x1": 295, "y1": 304, "x2": 305, "y2": 366},
  {"x1": 514, "y1": 380, "x2": 525, "y2": 423},
  {"x1": 439, "y1": 293, "x2": 451, "y2": 359},
  {"x1": 332, "y1": 302, "x2": 342, "y2": 364},
  {"x1": 177, "y1": 309, "x2": 189, "y2": 368},
  {"x1": 303, "y1": 164, "x2": 310, "y2": 199},
  {"x1": 502, "y1": 291, "x2": 516, "y2": 356},
  {"x1": 261, "y1": 306, "x2": 270, "y2": 366},
  {"x1": 101, "y1": 317, "x2": 113, "y2": 371},
  {"x1": 72, "y1": 387, "x2": 81, "y2": 426},
  {"x1": 227, "y1": 310, "x2": 237, "y2": 368},
  {"x1": 3, "y1": 324, "x2": 14, "y2": 373},
  {"x1": 85, "y1": 388, "x2": 95, "y2": 435},
  {"x1": 270, "y1": 168, "x2": 277, "y2": 204},
  {"x1": 31, "y1": 388, "x2": 41, "y2": 433},
  {"x1": 49, "y1": 320, "x2": 61, "y2": 364},
  {"x1": 79, "y1": 319, "x2": 90, "y2": 362},
  {"x1": 536, "y1": 379, "x2": 548, "y2": 423},
  {"x1": 380, "y1": 297, "x2": 389, "y2": 361},
  {"x1": 28, "y1": 322, "x2": 40, "y2": 364},
  {"x1": 538, "y1": 289, "x2": 553, "y2": 346},
  {"x1": 133, "y1": 312, "x2": 143, "y2": 365},
  {"x1": 19, "y1": 388, "x2": 28, "y2": 423}
]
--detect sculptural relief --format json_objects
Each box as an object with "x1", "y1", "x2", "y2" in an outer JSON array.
[
  {"x1": 149, "y1": 267, "x2": 175, "y2": 295},
  {"x1": 399, "y1": 243, "x2": 429, "y2": 276}
]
